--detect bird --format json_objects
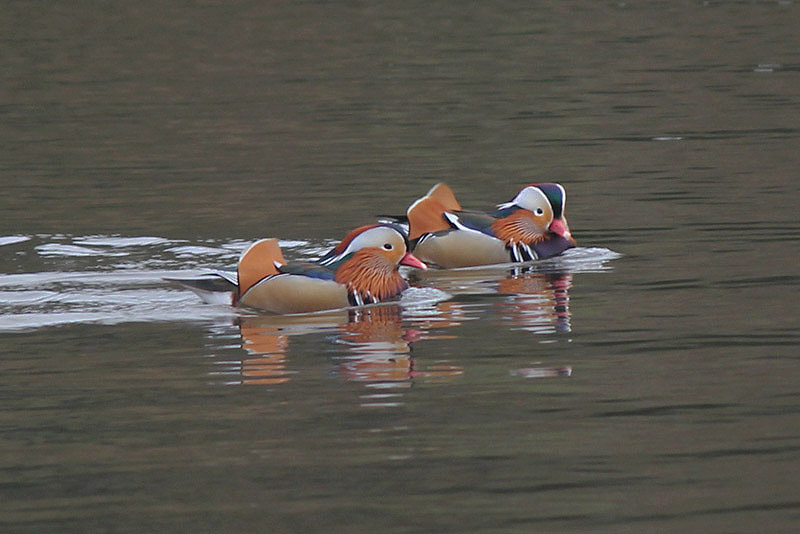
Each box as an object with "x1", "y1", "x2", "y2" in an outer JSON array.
[
  {"x1": 169, "y1": 223, "x2": 427, "y2": 314},
  {"x1": 404, "y1": 182, "x2": 576, "y2": 268}
]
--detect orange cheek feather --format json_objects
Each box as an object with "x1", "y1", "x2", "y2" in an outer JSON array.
[
  {"x1": 491, "y1": 211, "x2": 548, "y2": 244},
  {"x1": 334, "y1": 250, "x2": 409, "y2": 301}
]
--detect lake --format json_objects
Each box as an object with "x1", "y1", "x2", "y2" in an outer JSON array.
[{"x1": 2, "y1": 1, "x2": 799, "y2": 532}]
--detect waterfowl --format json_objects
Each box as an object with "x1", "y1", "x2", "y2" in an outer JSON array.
[
  {"x1": 171, "y1": 223, "x2": 426, "y2": 314},
  {"x1": 406, "y1": 182, "x2": 576, "y2": 268}
]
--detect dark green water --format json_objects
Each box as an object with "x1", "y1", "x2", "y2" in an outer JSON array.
[{"x1": 2, "y1": 2, "x2": 799, "y2": 532}]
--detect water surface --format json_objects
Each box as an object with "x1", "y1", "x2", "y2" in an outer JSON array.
[{"x1": 2, "y1": 1, "x2": 799, "y2": 533}]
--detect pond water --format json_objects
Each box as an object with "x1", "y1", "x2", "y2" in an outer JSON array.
[{"x1": 2, "y1": 1, "x2": 799, "y2": 533}]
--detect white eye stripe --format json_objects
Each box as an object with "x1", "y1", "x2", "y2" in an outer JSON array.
[
  {"x1": 329, "y1": 227, "x2": 405, "y2": 264},
  {"x1": 512, "y1": 187, "x2": 551, "y2": 217}
]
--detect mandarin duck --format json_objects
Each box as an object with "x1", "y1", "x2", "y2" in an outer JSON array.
[
  {"x1": 170, "y1": 223, "x2": 426, "y2": 314},
  {"x1": 405, "y1": 182, "x2": 576, "y2": 268}
]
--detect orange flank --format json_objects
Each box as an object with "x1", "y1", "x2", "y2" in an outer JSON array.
[
  {"x1": 407, "y1": 183, "x2": 463, "y2": 241},
  {"x1": 425, "y1": 182, "x2": 461, "y2": 211},
  {"x1": 237, "y1": 238, "x2": 287, "y2": 296}
]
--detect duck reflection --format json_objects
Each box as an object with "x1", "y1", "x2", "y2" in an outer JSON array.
[
  {"x1": 331, "y1": 305, "x2": 415, "y2": 385},
  {"x1": 223, "y1": 268, "x2": 573, "y2": 389},
  {"x1": 237, "y1": 324, "x2": 291, "y2": 386},
  {"x1": 495, "y1": 270, "x2": 572, "y2": 334},
  {"x1": 233, "y1": 304, "x2": 462, "y2": 390},
  {"x1": 411, "y1": 267, "x2": 573, "y2": 335},
  {"x1": 406, "y1": 267, "x2": 575, "y2": 380},
  {"x1": 237, "y1": 313, "x2": 341, "y2": 386}
]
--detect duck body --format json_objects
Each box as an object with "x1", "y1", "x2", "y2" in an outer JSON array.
[
  {"x1": 171, "y1": 224, "x2": 426, "y2": 314},
  {"x1": 412, "y1": 220, "x2": 510, "y2": 268},
  {"x1": 407, "y1": 183, "x2": 576, "y2": 269},
  {"x1": 238, "y1": 268, "x2": 349, "y2": 314}
]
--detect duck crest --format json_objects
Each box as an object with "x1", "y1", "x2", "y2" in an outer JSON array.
[
  {"x1": 331, "y1": 224, "x2": 380, "y2": 256},
  {"x1": 490, "y1": 209, "x2": 547, "y2": 246},
  {"x1": 334, "y1": 249, "x2": 408, "y2": 305}
]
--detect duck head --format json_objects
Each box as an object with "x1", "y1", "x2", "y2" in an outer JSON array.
[
  {"x1": 533, "y1": 182, "x2": 576, "y2": 245},
  {"x1": 320, "y1": 224, "x2": 427, "y2": 304},
  {"x1": 496, "y1": 183, "x2": 576, "y2": 246}
]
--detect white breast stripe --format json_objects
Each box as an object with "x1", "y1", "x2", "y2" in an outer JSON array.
[{"x1": 521, "y1": 243, "x2": 537, "y2": 261}]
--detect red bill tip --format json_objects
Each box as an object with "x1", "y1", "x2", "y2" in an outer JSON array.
[{"x1": 400, "y1": 252, "x2": 427, "y2": 270}]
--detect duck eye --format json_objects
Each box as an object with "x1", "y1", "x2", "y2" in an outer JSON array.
[
  {"x1": 382, "y1": 243, "x2": 393, "y2": 250},
  {"x1": 534, "y1": 208, "x2": 544, "y2": 216}
]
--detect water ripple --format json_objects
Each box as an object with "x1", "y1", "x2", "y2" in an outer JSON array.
[
  {"x1": 0, "y1": 235, "x2": 31, "y2": 247},
  {"x1": 73, "y1": 236, "x2": 172, "y2": 247},
  {"x1": 36, "y1": 243, "x2": 129, "y2": 257}
]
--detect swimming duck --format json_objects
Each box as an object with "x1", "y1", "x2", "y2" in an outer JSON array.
[
  {"x1": 406, "y1": 182, "x2": 576, "y2": 268},
  {"x1": 170, "y1": 223, "x2": 427, "y2": 314}
]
